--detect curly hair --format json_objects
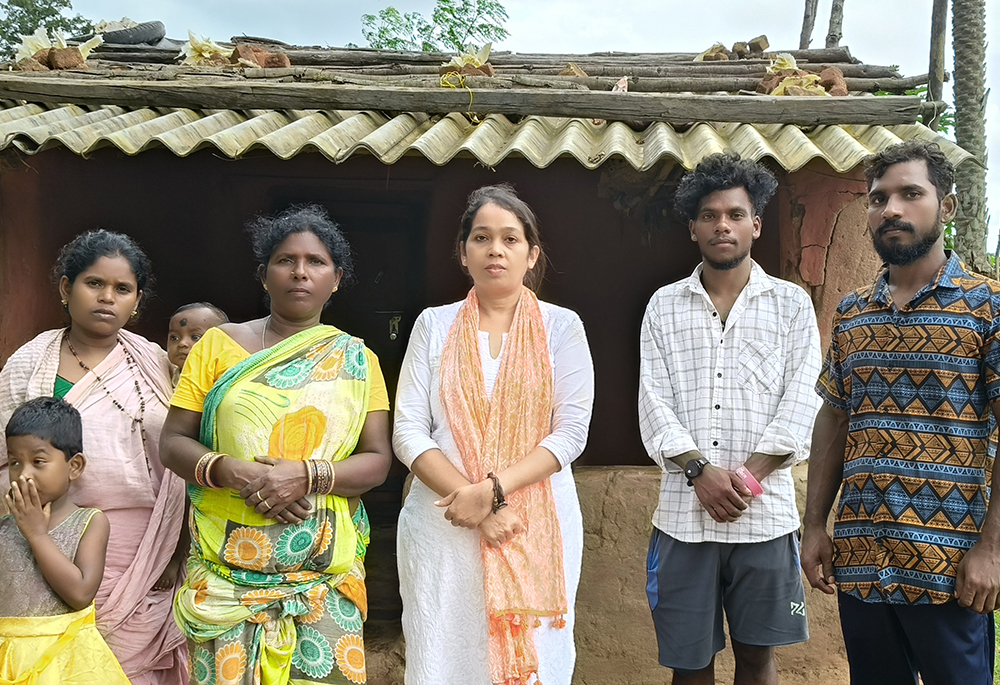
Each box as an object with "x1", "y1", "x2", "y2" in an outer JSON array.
[
  {"x1": 864, "y1": 140, "x2": 954, "y2": 200},
  {"x1": 246, "y1": 204, "x2": 355, "y2": 286},
  {"x1": 673, "y1": 153, "x2": 779, "y2": 222},
  {"x1": 456, "y1": 184, "x2": 546, "y2": 292},
  {"x1": 53, "y1": 229, "x2": 155, "y2": 313}
]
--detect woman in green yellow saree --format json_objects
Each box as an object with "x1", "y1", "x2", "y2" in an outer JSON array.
[{"x1": 159, "y1": 206, "x2": 392, "y2": 685}]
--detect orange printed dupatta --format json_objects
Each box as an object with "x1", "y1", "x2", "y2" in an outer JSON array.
[{"x1": 439, "y1": 287, "x2": 567, "y2": 685}]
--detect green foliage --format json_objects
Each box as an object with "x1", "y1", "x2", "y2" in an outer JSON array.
[
  {"x1": 431, "y1": 0, "x2": 508, "y2": 53},
  {"x1": 907, "y1": 85, "x2": 955, "y2": 134},
  {"x1": 361, "y1": 7, "x2": 436, "y2": 52},
  {"x1": 874, "y1": 84, "x2": 954, "y2": 134},
  {"x1": 362, "y1": 0, "x2": 509, "y2": 53},
  {"x1": 0, "y1": 0, "x2": 92, "y2": 59}
]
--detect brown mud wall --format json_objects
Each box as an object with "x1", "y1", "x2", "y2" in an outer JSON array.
[
  {"x1": 0, "y1": 149, "x2": 871, "y2": 683},
  {"x1": 778, "y1": 160, "x2": 882, "y2": 346}
]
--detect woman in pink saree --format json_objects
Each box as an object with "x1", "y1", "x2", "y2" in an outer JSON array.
[{"x1": 0, "y1": 230, "x2": 188, "y2": 684}]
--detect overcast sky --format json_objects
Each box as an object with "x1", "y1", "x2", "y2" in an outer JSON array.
[{"x1": 71, "y1": 0, "x2": 999, "y2": 247}]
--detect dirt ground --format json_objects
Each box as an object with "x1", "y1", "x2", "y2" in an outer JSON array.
[
  {"x1": 766, "y1": 464, "x2": 851, "y2": 685},
  {"x1": 369, "y1": 465, "x2": 996, "y2": 684},
  {"x1": 570, "y1": 465, "x2": 851, "y2": 685}
]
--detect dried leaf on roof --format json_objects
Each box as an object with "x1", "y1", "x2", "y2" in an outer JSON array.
[{"x1": 179, "y1": 31, "x2": 229, "y2": 66}]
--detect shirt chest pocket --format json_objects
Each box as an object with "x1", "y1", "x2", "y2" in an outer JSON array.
[{"x1": 738, "y1": 339, "x2": 781, "y2": 394}]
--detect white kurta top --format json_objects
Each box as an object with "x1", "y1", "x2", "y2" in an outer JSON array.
[{"x1": 393, "y1": 300, "x2": 595, "y2": 685}]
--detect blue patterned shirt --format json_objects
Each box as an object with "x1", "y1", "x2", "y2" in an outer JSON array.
[{"x1": 817, "y1": 253, "x2": 1000, "y2": 604}]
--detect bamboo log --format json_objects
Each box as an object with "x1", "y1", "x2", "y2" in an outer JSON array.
[{"x1": 0, "y1": 74, "x2": 926, "y2": 125}]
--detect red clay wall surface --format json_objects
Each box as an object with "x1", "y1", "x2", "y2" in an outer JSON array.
[{"x1": 777, "y1": 160, "x2": 883, "y2": 347}]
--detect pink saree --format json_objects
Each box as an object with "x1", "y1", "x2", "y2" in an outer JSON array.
[{"x1": 0, "y1": 328, "x2": 188, "y2": 685}]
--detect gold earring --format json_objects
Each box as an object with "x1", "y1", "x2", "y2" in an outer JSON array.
[
  {"x1": 264, "y1": 284, "x2": 268, "y2": 292},
  {"x1": 132, "y1": 310, "x2": 138, "y2": 316},
  {"x1": 333, "y1": 286, "x2": 338, "y2": 293},
  {"x1": 61, "y1": 299, "x2": 67, "y2": 307}
]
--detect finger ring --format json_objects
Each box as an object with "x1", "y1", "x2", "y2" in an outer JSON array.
[
  {"x1": 262, "y1": 498, "x2": 271, "y2": 509},
  {"x1": 255, "y1": 490, "x2": 263, "y2": 502}
]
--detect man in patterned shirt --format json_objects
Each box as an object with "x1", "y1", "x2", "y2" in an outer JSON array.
[
  {"x1": 804, "y1": 140, "x2": 999, "y2": 684},
  {"x1": 639, "y1": 153, "x2": 822, "y2": 684}
]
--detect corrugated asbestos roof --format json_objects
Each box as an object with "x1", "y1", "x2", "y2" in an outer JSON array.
[{"x1": 0, "y1": 102, "x2": 972, "y2": 173}]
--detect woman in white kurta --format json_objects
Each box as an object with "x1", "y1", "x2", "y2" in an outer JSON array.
[{"x1": 393, "y1": 185, "x2": 594, "y2": 685}]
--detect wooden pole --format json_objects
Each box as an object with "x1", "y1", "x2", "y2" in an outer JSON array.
[
  {"x1": 0, "y1": 74, "x2": 930, "y2": 125},
  {"x1": 46, "y1": 67, "x2": 929, "y2": 94},
  {"x1": 81, "y1": 59, "x2": 901, "y2": 80},
  {"x1": 826, "y1": 0, "x2": 846, "y2": 48},
  {"x1": 925, "y1": 0, "x2": 948, "y2": 129},
  {"x1": 800, "y1": 0, "x2": 820, "y2": 50},
  {"x1": 85, "y1": 46, "x2": 860, "y2": 68}
]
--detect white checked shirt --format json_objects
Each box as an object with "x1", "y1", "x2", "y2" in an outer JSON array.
[{"x1": 639, "y1": 261, "x2": 822, "y2": 543}]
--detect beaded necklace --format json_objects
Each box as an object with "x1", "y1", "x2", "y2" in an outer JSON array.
[{"x1": 64, "y1": 331, "x2": 148, "y2": 447}]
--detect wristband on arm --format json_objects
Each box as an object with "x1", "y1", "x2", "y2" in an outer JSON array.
[
  {"x1": 735, "y1": 465, "x2": 764, "y2": 497},
  {"x1": 486, "y1": 472, "x2": 507, "y2": 514}
]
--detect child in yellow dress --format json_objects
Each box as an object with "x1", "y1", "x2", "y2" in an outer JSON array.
[{"x1": 0, "y1": 397, "x2": 130, "y2": 685}]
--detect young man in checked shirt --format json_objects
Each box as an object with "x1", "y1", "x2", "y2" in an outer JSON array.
[
  {"x1": 803, "y1": 141, "x2": 998, "y2": 684},
  {"x1": 639, "y1": 153, "x2": 822, "y2": 685}
]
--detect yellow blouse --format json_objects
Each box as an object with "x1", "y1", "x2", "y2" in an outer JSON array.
[{"x1": 171, "y1": 327, "x2": 390, "y2": 413}]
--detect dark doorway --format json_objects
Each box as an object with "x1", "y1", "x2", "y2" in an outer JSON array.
[{"x1": 266, "y1": 186, "x2": 428, "y2": 637}]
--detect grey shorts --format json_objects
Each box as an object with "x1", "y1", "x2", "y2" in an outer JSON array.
[{"x1": 646, "y1": 528, "x2": 809, "y2": 671}]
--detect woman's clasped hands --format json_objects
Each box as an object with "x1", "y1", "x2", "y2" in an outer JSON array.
[
  {"x1": 435, "y1": 479, "x2": 524, "y2": 548},
  {"x1": 231, "y1": 455, "x2": 313, "y2": 524}
]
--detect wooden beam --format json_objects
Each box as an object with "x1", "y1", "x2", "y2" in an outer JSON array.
[
  {"x1": 21, "y1": 68, "x2": 928, "y2": 93},
  {"x1": 85, "y1": 45, "x2": 860, "y2": 67},
  {"x1": 291, "y1": 47, "x2": 859, "y2": 66},
  {"x1": 0, "y1": 74, "x2": 926, "y2": 125},
  {"x1": 925, "y1": 0, "x2": 948, "y2": 129},
  {"x1": 84, "y1": 57, "x2": 902, "y2": 80}
]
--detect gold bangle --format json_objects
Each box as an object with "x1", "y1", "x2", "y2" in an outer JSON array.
[
  {"x1": 311, "y1": 460, "x2": 334, "y2": 495},
  {"x1": 193, "y1": 453, "x2": 210, "y2": 487},
  {"x1": 305, "y1": 460, "x2": 314, "y2": 495},
  {"x1": 315, "y1": 460, "x2": 328, "y2": 495},
  {"x1": 327, "y1": 462, "x2": 336, "y2": 495},
  {"x1": 204, "y1": 452, "x2": 225, "y2": 489},
  {"x1": 195, "y1": 451, "x2": 221, "y2": 487}
]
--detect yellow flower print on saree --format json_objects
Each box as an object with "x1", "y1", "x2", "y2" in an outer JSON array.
[{"x1": 173, "y1": 326, "x2": 374, "y2": 684}]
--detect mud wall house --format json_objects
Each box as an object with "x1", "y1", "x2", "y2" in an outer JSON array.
[{"x1": 0, "y1": 41, "x2": 972, "y2": 683}]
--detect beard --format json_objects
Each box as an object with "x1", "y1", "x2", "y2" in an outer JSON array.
[
  {"x1": 703, "y1": 244, "x2": 752, "y2": 271},
  {"x1": 871, "y1": 217, "x2": 942, "y2": 266}
]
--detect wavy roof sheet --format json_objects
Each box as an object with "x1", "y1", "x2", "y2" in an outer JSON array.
[{"x1": 0, "y1": 103, "x2": 971, "y2": 173}]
